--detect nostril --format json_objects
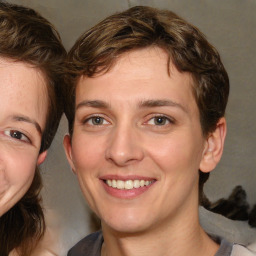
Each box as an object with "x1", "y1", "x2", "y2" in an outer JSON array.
[
  {"x1": 105, "y1": 127, "x2": 144, "y2": 166},
  {"x1": 105, "y1": 148, "x2": 144, "y2": 166}
]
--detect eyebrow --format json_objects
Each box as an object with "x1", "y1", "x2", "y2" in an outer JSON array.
[
  {"x1": 76, "y1": 99, "x2": 187, "y2": 113},
  {"x1": 76, "y1": 100, "x2": 110, "y2": 110},
  {"x1": 139, "y1": 99, "x2": 188, "y2": 113},
  {"x1": 11, "y1": 115, "x2": 42, "y2": 135}
]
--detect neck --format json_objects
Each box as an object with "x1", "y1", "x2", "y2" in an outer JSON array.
[{"x1": 101, "y1": 209, "x2": 219, "y2": 256}]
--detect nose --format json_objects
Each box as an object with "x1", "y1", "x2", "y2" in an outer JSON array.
[{"x1": 105, "y1": 124, "x2": 144, "y2": 166}]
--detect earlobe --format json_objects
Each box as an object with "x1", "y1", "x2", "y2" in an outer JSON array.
[
  {"x1": 37, "y1": 150, "x2": 47, "y2": 165},
  {"x1": 199, "y1": 117, "x2": 227, "y2": 173},
  {"x1": 63, "y1": 134, "x2": 76, "y2": 174}
]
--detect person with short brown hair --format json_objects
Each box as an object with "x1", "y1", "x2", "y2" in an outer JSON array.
[{"x1": 64, "y1": 6, "x2": 254, "y2": 256}]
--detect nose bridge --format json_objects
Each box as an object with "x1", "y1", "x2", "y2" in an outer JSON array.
[{"x1": 105, "y1": 119, "x2": 144, "y2": 166}]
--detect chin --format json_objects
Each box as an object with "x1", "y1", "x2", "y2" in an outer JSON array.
[{"x1": 102, "y1": 213, "x2": 152, "y2": 235}]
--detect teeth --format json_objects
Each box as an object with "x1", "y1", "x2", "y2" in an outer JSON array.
[
  {"x1": 125, "y1": 180, "x2": 133, "y2": 190},
  {"x1": 105, "y1": 179, "x2": 153, "y2": 190},
  {"x1": 112, "y1": 180, "x2": 117, "y2": 188},
  {"x1": 134, "y1": 180, "x2": 140, "y2": 188},
  {"x1": 117, "y1": 180, "x2": 125, "y2": 189}
]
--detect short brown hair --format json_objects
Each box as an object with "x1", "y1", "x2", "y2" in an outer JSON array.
[
  {"x1": 65, "y1": 6, "x2": 229, "y2": 204},
  {"x1": 0, "y1": 2, "x2": 66, "y2": 256}
]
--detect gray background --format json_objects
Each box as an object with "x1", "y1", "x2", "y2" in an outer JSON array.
[{"x1": 6, "y1": 0, "x2": 256, "y2": 255}]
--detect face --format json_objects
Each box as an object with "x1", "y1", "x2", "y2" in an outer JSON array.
[
  {"x1": 0, "y1": 58, "x2": 48, "y2": 217},
  {"x1": 64, "y1": 47, "x2": 213, "y2": 234}
]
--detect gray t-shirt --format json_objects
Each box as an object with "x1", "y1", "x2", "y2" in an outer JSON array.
[{"x1": 67, "y1": 231, "x2": 255, "y2": 256}]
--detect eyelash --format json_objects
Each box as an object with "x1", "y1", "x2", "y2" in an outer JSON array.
[
  {"x1": 82, "y1": 114, "x2": 174, "y2": 127},
  {"x1": 146, "y1": 115, "x2": 174, "y2": 126},
  {"x1": 4, "y1": 130, "x2": 31, "y2": 143},
  {"x1": 82, "y1": 115, "x2": 110, "y2": 126}
]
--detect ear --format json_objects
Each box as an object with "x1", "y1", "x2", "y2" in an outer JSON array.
[
  {"x1": 37, "y1": 150, "x2": 47, "y2": 165},
  {"x1": 63, "y1": 134, "x2": 76, "y2": 174},
  {"x1": 199, "y1": 117, "x2": 227, "y2": 173}
]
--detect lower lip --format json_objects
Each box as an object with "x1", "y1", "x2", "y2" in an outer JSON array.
[{"x1": 101, "y1": 180, "x2": 155, "y2": 199}]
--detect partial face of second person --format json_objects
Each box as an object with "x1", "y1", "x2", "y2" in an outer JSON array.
[
  {"x1": 0, "y1": 57, "x2": 48, "y2": 217},
  {"x1": 64, "y1": 47, "x2": 223, "y2": 234}
]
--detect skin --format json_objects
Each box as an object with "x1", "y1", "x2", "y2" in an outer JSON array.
[
  {"x1": 64, "y1": 47, "x2": 226, "y2": 256},
  {"x1": 0, "y1": 57, "x2": 48, "y2": 217}
]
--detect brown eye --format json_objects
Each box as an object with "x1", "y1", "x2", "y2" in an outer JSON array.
[
  {"x1": 11, "y1": 130, "x2": 22, "y2": 139},
  {"x1": 4, "y1": 130, "x2": 30, "y2": 142}
]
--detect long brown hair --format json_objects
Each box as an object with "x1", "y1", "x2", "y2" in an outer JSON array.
[
  {"x1": 0, "y1": 168, "x2": 43, "y2": 256},
  {"x1": 0, "y1": 2, "x2": 66, "y2": 255}
]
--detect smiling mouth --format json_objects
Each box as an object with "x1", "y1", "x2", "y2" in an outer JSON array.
[{"x1": 104, "y1": 179, "x2": 154, "y2": 190}]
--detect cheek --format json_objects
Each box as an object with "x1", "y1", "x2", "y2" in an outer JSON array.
[
  {"x1": 71, "y1": 135, "x2": 105, "y2": 212},
  {"x1": 146, "y1": 132, "x2": 204, "y2": 175},
  {"x1": 8, "y1": 151, "x2": 37, "y2": 191},
  {"x1": 72, "y1": 134, "x2": 106, "y2": 171}
]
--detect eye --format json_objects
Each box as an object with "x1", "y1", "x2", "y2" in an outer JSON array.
[
  {"x1": 147, "y1": 116, "x2": 172, "y2": 126},
  {"x1": 4, "y1": 130, "x2": 30, "y2": 143},
  {"x1": 85, "y1": 116, "x2": 109, "y2": 126}
]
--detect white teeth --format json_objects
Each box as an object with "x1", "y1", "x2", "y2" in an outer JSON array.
[
  {"x1": 134, "y1": 180, "x2": 140, "y2": 188},
  {"x1": 105, "y1": 179, "x2": 153, "y2": 190},
  {"x1": 116, "y1": 180, "x2": 124, "y2": 189},
  {"x1": 112, "y1": 180, "x2": 117, "y2": 188},
  {"x1": 125, "y1": 180, "x2": 133, "y2": 190}
]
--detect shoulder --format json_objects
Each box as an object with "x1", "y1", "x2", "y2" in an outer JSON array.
[
  {"x1": 231, "y1": 244, "x2": 256, "y2": 256},
  {"x1": 213, "y1": 235, "x2": 255, "y2": 256},
  {"x1": 67, "y1": 231, "x2": 103, "y2": 256}
]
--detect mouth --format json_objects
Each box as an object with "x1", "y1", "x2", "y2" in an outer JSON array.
[{"x1": 104, "y1": 179, "x2": 155, "y2": 190}]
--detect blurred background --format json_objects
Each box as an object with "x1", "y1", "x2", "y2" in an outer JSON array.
[{"x1": 6, "y1": 0, "x2": 256, "y2": 255}]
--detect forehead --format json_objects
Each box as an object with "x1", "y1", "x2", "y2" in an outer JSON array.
[
  {"x1": 0, "y1": 57, "x2": 48, "y2": 130},
  {"x1": 75, "y1": 47, "x2": 197, "y2": 112}
]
